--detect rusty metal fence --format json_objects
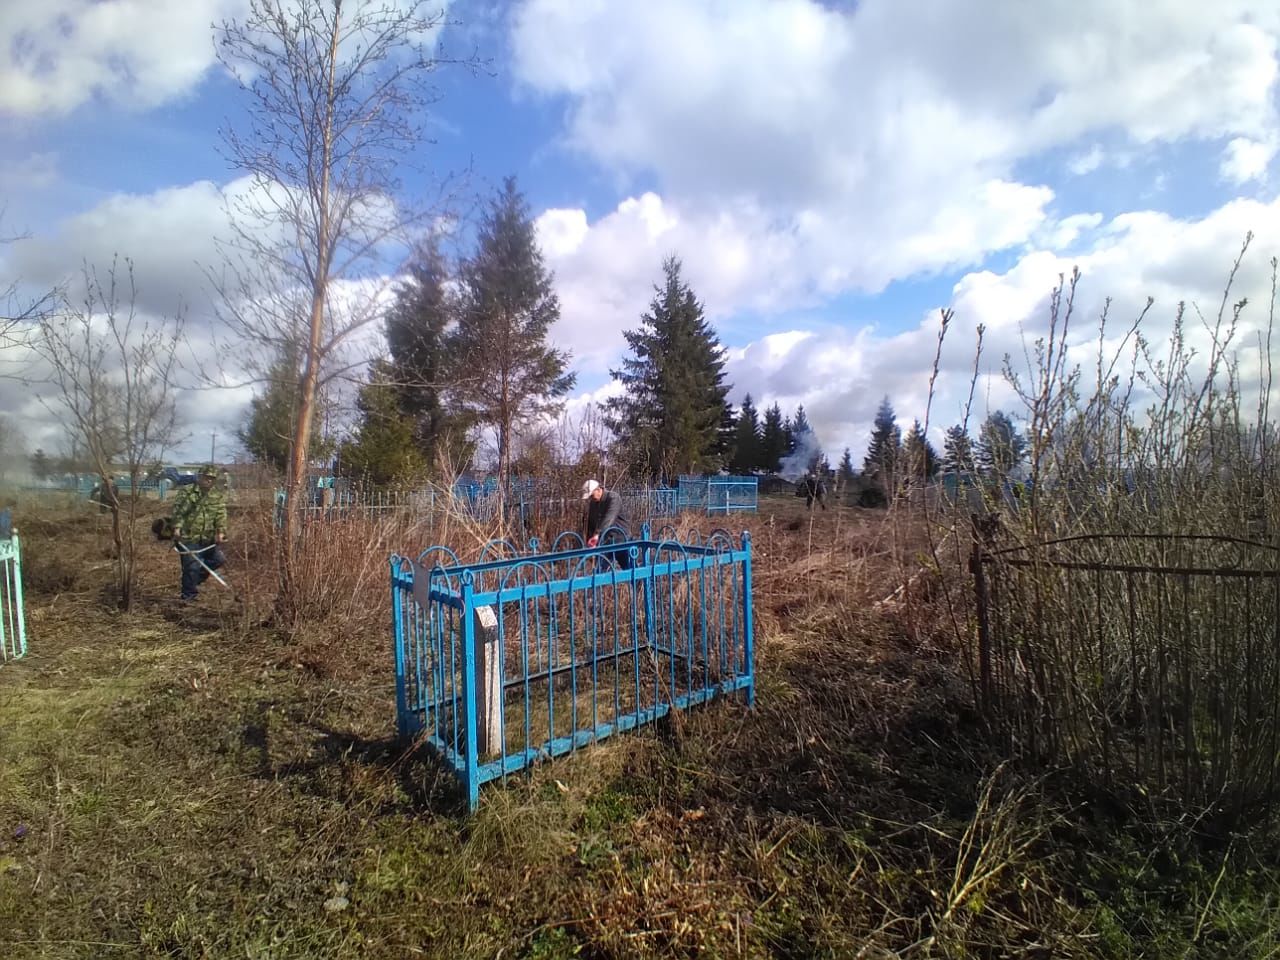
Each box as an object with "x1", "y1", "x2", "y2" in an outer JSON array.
[{"x1": 973, "y1": 530, "x2": 1280, "y2": 823}]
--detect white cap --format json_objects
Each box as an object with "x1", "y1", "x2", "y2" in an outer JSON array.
[{"x1": 581, "y1": 479, "x2": 600, "y2": 500}]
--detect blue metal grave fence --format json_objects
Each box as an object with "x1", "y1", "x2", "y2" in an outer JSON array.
[
  {"x1": 390, "y1": 524, "x2": 755, "y2": 809},
  {"x1": 275, "y1": 482, "x2": 681, "y2": 528},
  {"x1": 677, "y1": 475, "x2": 759, "y2": 515},
  {"x1": 0, "y1": 524, "x2": 28, "y2": 665}
]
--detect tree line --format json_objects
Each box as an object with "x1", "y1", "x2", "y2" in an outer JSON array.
[
  {"x1": 241, "y1": 230, "x2": 847, "y2": 488},
  {"x1": 238, "y1": 209, "x2": 1033, "y2": 494},
  {"x1": 850, "y1": 396, "x2": 1028, "y2": 503},
  {"x1": 239, "y1": 177, "x2": 575, "y2": 490}
]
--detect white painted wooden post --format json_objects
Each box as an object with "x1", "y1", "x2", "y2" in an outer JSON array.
[{"x1": 474, "y1": 605, "x2": 502, "y2": 757}]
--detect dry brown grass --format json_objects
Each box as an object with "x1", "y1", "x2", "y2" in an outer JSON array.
[{"x1": 1, "y1": 488, "x2": 1277, "y2": 959}]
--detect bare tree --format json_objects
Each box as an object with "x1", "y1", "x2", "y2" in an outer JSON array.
[
  {"x1": 0, "y1": 214, "x2": 58, "y2": 350},
  {"x1": 213, "y1": 0, "x2": 470, "y2": 617},
  {"x1": 31, "y1": 259, "x2": 183, "y2": 610}
]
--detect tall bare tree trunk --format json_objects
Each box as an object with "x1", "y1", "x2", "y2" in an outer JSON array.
[
  {"x1": 499, "y1": 371, "x2": 511, "y2": 528},
  {"x1": 280, "y1": 310, "x2": 325, "y2": 619},
  {"x1": 107, "y1": 481, "x2": 129, "y2": 610},
  {"x1": 278, "y1": 7, "x2": 340, "y2": 621}
]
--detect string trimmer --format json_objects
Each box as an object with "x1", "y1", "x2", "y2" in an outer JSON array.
[{"x1": 173, "y1": 539, "x2": 241, "y2": 602}]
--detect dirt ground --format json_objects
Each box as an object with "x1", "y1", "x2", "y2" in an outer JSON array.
[{"x1": 0, "y1": 492, "x2": 1276, "y2": 958}]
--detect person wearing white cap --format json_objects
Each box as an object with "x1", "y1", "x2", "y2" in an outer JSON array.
[{"x1": 582, "y1": 478, "x2": 629, "y2": 567}]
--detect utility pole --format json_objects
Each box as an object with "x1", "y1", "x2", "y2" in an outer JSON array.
[{"x1": 211, "y1": 432, "x2": 216, "y2": 464}]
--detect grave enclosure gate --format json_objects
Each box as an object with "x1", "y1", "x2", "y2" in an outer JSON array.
[
  {"x1": 972, "y1": 530, "x2": 1280, "y2": 821},
  {"x1": 391, "y1": 527, "x2": 755, "y2": 809}
]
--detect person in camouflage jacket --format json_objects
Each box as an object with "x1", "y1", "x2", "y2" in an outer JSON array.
[{"x1": 170, "y1": 464, "x2": 229, "y2": 601}]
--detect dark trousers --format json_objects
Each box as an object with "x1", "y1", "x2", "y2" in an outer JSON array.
[
  {"x1": 591, "y1": 534, "x2": 633, "y2": 570},
  {"x1": 179, "y1": 542, "x2": 225, "y2": 599}
]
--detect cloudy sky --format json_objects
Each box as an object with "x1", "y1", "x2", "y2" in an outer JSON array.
[{"x1": 2, "y1": 0, "x2": 1280, "y2": 465}]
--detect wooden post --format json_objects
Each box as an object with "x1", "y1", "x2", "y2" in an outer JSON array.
[
  {"x1": 969, "y1": 512, "x2": 1003, "y2": 717},
  {"x1": 474, "y1": 604, "x2": 502, "y2": 757},
  {"x1": 971, "y1": 538, "x2": 992, "y2": 714}
]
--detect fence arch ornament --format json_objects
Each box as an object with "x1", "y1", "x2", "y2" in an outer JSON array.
[
  {"x1": 477, "y1": 538, "x2": 522, "y2": 564},
  {"x1": 414, "y1": 544, "x2": 461, "y2": 569},
  {"x1": 551, "y1": 531, "x2": 585, "y2": 552},
  {"x1": 390, "y1": 526, "x2": 755, "y2": 809}
]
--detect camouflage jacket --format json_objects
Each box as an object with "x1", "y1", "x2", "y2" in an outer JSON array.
[{"x1": 171, "y1": 486, "x2": 228, "y2": 542}]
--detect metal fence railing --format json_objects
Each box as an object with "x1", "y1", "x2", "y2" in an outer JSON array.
[
  {"x1": 677, "y1": 475, "x2": 759, "y2": 515},
  {"x1": 274, "y1": 482, "x2": 683, "y2": 528},
  {"x1": 391, "y1": 524, "x2": 755, "y2": 809},
  {"x1": 270, "y1": 475, "x2": 756, "y2": 529},
  {"x1": 974, "y1": 531, "x2": 1280, "y2": 823},
  {"x1": 0, "y1": 520, "x2": 28, "y2": 665},
  {"x1": 25, "y1": 475, "x2": 173, "y2": 500}
]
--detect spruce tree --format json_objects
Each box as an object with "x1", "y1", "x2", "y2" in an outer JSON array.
[
  {"x1": 385, "y1": 241, "x2": 469, "y2": 469},
  {"x1": 862, "y1": 396, "x2": 901, "y2": 496},
  {"x1": 784, "y1": 404, "x2": 820, "y2": 473},
  {"x1": 730, "y1": 394, "x2": 763, "y2": 473},
  {"x1": 790, "y1": 405, "x2": 813, "y2": 446},
  {"x1": 605, "y1": 256, "x2": 732, "y2": 479},
  {"x1": 903, "y1": 419, "x2": 940, "y2": 479},
  {"x1": 448, "y1": 177, "x2": 575, "y2": 492},
  {"x1": 977, "y1": 410, "x2": 1027, "y2": 479},
  {"x1": 760, "y1": 402, "x2": 787, "y2": 473},
  {"x1": 716, "y1": 404, "x2": 738, "y2": 469},
  {"x1": 30, "y1": 448, "x2": 52, "y2": 481},
  {"x1": 837, "y1": 448, "x2": 855, "y2": 492},
  {"x1": 941, "y1": 424, "x2": 976, "y2": 475},
  {"x1": 239, "y1": 341, "x2": 334, "y2": 473},
  {"x1": 338, "y1": 361, "x2": 426, "y2": 486}
]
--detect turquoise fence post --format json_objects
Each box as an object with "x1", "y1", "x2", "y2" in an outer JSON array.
[
  {"x1": 0, "y1": 534, "x2": 8, "y2": 661},
  {"x1": 642, "y1": 549, "x2": 658, "y2": 651},
  {"x1": 13, "y1": 532, "x2": 24, "y2": 660},
  {"x1": 392, "y1": 557, "x2": 410, "y2": 740},
  {"x1": 741, "y1": 531, "x2": 754, "y2": 708},
  {"x1": 1, "y1": 530, "x2": 27, "y2": 664},
  {"x1": 461, "y1": 572, "x2": 480, "y2": 811}
]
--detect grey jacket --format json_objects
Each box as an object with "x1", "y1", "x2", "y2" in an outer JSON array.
[{"x1": 586, "y1": 489, "x2": 625, "y2": 538}]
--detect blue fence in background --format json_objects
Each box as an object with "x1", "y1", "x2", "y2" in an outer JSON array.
[
  {"x1": 391, "y1": 524, "x2": 755, "y2": 809},
  {"x1": 0, "y1": 522, "x2": 27, "y2": 665},
  {"x1": 275, "y1": 481, "x2": 684, "y2": 528},
  {"x1": 275, "y1": 476, "x2": 755, "y2": 528},
  {"x1": 27, "y1": 474, "x2": 172, "y2": 500},
  {"x1": 677, "y1": 475, "x2": 759, "y2": 515}
]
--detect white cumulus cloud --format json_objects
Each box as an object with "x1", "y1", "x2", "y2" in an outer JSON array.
[
  {"x1": 0, "y1": 0, "x2": 247, "y2": 117},
  {"x1": 724, "y1": 197, "x2": 1280, "y2": 462},
  {"x1": 512, "y1": 0, "x2": 1280, "y2": 303},
  {"x1": 1221, "y1": 136, "x2": 1278, "y2": 184}
]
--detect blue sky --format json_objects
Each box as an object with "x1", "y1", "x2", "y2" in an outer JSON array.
[{"x1": 3, "y1": 0, "x2": 1280, "y2": 466}]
